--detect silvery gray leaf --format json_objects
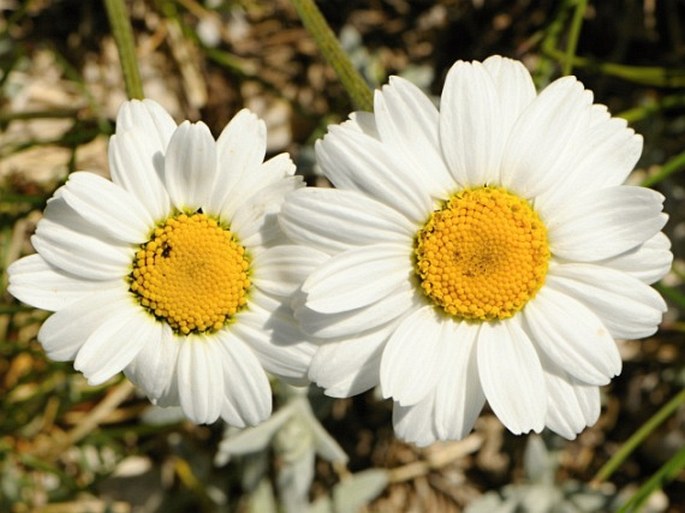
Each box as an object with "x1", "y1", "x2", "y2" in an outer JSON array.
[
  {"x1": 307, "y1": 497, "x2": 334, "y2": 513},
  {"x1": 332, "y1": 469, "x2": 389, "y2": 513},
  {"x1": 242, "y1": 452, "x2": 269, "y2": 492},
  {"x1": 140, "y1": 405, "x2": 187, "y2": 425},
  {"x1": 274, "y1": 408, "x2": 316, "y2": 463},
  {"x1": 524, "y1": 435, "x2": 556, "y2": 485},
  {"x1": 247, "y1": 478, "x2": 279, "y2": 513},
  {"x1": 277, "y1": 447, "x2": 316, "y2": 513},
  {"x1": 214, "y1": 404, "x2": 295, "y2": 466},
  {"x1": 520, "y1": 484, "x2": 564, "y2": 513}
]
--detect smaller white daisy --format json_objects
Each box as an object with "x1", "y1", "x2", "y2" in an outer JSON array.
[
  {"x1": 8, "y1": 99, "x2": 317, "y2": 427},
  {"x1": 280, "y1": 56, "x2": 672, "y2": 445}
]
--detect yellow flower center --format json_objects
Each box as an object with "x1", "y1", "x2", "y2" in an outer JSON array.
[
  {"x1": 130, "y1": 213, "x2": 251, "y2": 334},
  {"x1": 415, "y1": 186, "x2": 549, "y2": 321}
]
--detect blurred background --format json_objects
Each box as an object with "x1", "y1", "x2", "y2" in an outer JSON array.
[{"x1": 0, "y1": 1, "x2": 684, "y2": 512}]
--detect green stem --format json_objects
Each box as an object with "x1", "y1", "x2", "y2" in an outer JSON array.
[
  {"x1": 0, "y1": 304, "x2": 34, "y2": 314},
  {"x1": 618, "y1": 94, "x2": 685, "y2": 123},
  {"x1": 0, "y1": 193, "x2": 47, "y2": 205},
  {"x1": 616, "y1": 444, "x2": 685, "y2": 513},
  {"x1": 563, "y1": 0, "x2": 588, "y2": 75},
  {"x1": 104, "y1": 0, "x2": 144, "y2": 99},
  {"x1": 0, "y1": 109, "x2": 80, "y2": 124},
  {"x1": 290, "y1": 0, "x2": 373, "y2": 111},
  {"x1": 641, "y1": 148, "x2": 685, "y2": 187},
  {"x1": 656, "y1": 283, "x2": 685, "y2": 310},
  {"x1": 543, "y1": 45, "x2": 685, "y2": 87},
  {"x1": 593, "y1": 388, "x2": 685, "y2": 483}
]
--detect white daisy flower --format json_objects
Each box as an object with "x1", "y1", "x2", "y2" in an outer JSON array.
[
  {"x1": 8, "y1": 99, "x2": 316, "y2": 427},
  {"x1": 280, "y1": 56, "x2": 672, "y2": 446}
]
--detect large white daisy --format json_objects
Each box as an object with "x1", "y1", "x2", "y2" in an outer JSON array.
[
  {"x1": 280, "y1": 56, "x2": 672, "y2": 445},
  {"x1": 8, "y1": 99, "x2": 316, "y2": 427}
]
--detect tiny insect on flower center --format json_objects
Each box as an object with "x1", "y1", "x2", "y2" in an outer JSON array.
[
  {"x1": 129, "y1": 212, "x2": 251, "y2": 334},
  {"x1": 415, "y1": 186, "x2": 550, "y2": 321}
]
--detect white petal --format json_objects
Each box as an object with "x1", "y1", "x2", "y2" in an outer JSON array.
[
  {"x1": 8, "y1": 254, "x2": 119, "y2": 311},
  {"x1": 548, "y1": 263, "x2": 667, "y2": 339},
  {"x1": 218, "y1": 392, "x2": 245, "y2": 428},
  {"x1": 115, "y1": 99, "x2": 177, "y2": 143},
  {"x1": 177, "y1": 338, "x2": 225, "y2": 424},
  {"x1": 219, "y1": 152, "x2": 293, "y2": 220},
  {"x1": 312, "y1": 127, "x2": 362, "y2": 193},
  {"x1": 32, "y1": 196, "x2": 133, "y2": 281},
  {"x1": 540, "y1": 353, "x2": 601, "y2": 440},
  {"x1": 231, "y1": 295, "x2": 316, "y2": 383},
  {"x1": 302, "y1": 243, "x2": 412, "y2": 314},
  {"x1": 546, "y1": 185, "x2": 666, "y2": 261},
  {"x1": 482, "y1": 56, "x2": 536, "y2": 137},
  {"x1": 347, "y1": 111, "x2": 379, "y2": 138},
  {"x1": 253, "y1": 244, "x2": 329, "y2": 298},
  {"x1": 315, "y1": 126, "x2": 433, "y2": 223},
  {"x1": 392, "y1": 393, "x2": 439, "y2": 447},
  {"x1": 575, "y1": 377, "x2": 601, "y2": 426},
  {"x1": 296, "y1": 280, "x2": 419, "y2": 338},
  {"x1": 164, "y1": 121, "x2": 218, "y2": 212},
  {"x1": 260, "y1": 151, "x2": 296, "y2": 177},
  {"x1": 206, "y1": 109, "x2": 267, "y2": 215},
  {"x1": 124, "y1": 322, "x2": 179, "y2": 402},
  {"x1": 434, "y1": 321, "x2": 485, "y2": 440},
  {"x1": 575, "y1": 114, "x2": 643, "y2": 189},
  {"x1": 111, "y1": 99, "x2": 176, "y2": 218},
  {"x1": 278, "y1": 188, "x2": 415, "y2": 255},
  {"x1": 536, "y1": 106, "x2": 643, "y2": 209},
  {"x1": 60, "y1": 172, "x2": 152, "y2": 243},
  {"x1": 599, "y1": 231, "x2": 672, "y2": 284},
  {"x1": 545, "y1": 380, "x2": 588, "y2": 440},
  {"x1": 500, "y1": 76, "x2": 593, "y2": 199},
  {"x1": 108, "y1": 129, "x2": 172, "y2": 220},
  {"x1": 216, "y1": 332, "x2": 272, "y2": 426},
  {"x1": 524, "y1": 287, "x2": 621, "y2": 385},
  {"x1": 37, "y1": 285, "x2": 130, "y2": 361},
  {"x1": 74, "y1": 304, "x2": 152, "y2": 385},
  {"x1": 477, "y1": 319, "x2": 546, "y2": 434},
  {"x1": 228, "y1": 176, "x2": 303, "y2": 248},
  {"x1": 309, "y1": 327, "x2": 391, "y2": 397},
  {"x1": 373, "y1": 77, "x2": 453, "y2": 196},
  {"x1": 380, "y1": 305, "x2": 443, "y2": 406},
  {"x1": 439, "y1": 60, "x2": 503, "y2": 186}
]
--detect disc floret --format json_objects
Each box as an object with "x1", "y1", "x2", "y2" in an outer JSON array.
[
  {"x1": 415, "y1": 186, "x2": 550, "y2": 321},
  {"x1": 130, "y1": 212, "x2": 251, "y2": 334}
]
